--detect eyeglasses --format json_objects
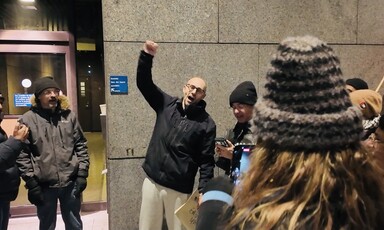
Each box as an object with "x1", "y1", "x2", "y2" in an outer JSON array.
[
  {"x1": 231, "y1": 104, "x2": 247, "y2": 111},
  {"x1": 185, "y1": 84, "x2": 205, "y2": 95}
]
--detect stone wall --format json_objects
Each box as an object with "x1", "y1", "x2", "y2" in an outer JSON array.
[{"x1": 102, "y1": 1, "x2": 384, "y2": 229}]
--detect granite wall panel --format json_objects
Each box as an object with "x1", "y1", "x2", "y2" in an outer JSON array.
[
  {"x1": 219, "y1": 0, "x2": 358, "y2": 43},
  {"x1": 358, "y1": 0, "x2": 384, "y2": 44},
  {"x1": 107, "y1": 159, "x2": 145, "y2": 230},
  {"x1": 102, "y1": 0, "x2": 218, "y2": 42}
]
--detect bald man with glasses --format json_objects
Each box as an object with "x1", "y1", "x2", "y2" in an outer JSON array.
[{"x1": 136, "y1": 40, "x2": 216, "y2": 230}]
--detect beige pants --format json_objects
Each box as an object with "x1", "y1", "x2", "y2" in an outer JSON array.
[{"x1": 139, "y1": 177, "x2": 188, "y2": 230}]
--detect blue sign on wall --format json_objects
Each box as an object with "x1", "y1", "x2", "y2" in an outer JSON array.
[
  {"x1": 110, "y1": 75, "x2": 128, "y2": 95},
  {"x1": 14, "y1": 94, "x2": 33, "y2": 107}
]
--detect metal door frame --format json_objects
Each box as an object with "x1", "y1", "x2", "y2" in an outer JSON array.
[{"x1": 0, "y1": 30, "x2": 77, "y2": 114}]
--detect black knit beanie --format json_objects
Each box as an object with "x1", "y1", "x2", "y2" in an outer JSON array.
[
  {"x1": 33, "y1": 77, "x2": 60, "y2": 97},
  {"x1": 252, "y1": 36, "x2": 363, "y2": 152},
  {"x1": 229, "y1": 81, "x2": 257, "y2": 106},
  {"x1": 346, "y1": 78, "x2": 369, "y2": 90}
]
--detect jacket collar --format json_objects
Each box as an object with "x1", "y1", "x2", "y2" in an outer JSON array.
[
  {"x1": 30, "y1": 94, "x2": 71, "y2": 117},
  {"x1": 177, "y1": 98, "x2": 207, "y2": 118}
]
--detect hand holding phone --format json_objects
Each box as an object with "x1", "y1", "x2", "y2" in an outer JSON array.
[{"x1": 215, "y1": 137, "x2": 229, "y2": 147}]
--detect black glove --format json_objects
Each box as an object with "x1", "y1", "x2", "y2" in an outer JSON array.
[
  {"x1": 26, "y1": 178, "x2": 44, "y2": 206},
  {"x1": 72, "y1": 177, "x2": 87, "y2": 198}
]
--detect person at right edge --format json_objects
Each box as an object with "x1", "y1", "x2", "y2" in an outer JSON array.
[
  {"x1": 349, "y1": 89, "x2": 382, "y2": 141},
  {"x1": 197, "y1": 35, "x2": 384, "y2": 229},
  {"x1": 136, "y1": 41, "x2": 216, "y2": 230},
  {"x1": 17, "y1": 77, "x2": 90, "y2": 230}
]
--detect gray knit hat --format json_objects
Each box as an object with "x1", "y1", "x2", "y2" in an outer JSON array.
[{"x1": 252, "y1": 36, "x2": 363, "y2": 152}]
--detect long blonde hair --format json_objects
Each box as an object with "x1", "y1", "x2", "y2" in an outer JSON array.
[{"x1": 228, "y1": 144, "x2": 384, "y2": 229}]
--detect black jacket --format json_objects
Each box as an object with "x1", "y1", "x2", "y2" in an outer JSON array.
[
  {"x1": 17, "y1": 95, "x2": 89, "y2": 187},
  {"x1": 0, "y1": 127, "x2": 23, "y2": 201},
  {"x1": 137, "y1": 51, "x2": 216, "y2": 194},
  {"x1": 216, "y1": 122, "x2": 254, "y2": 175}
]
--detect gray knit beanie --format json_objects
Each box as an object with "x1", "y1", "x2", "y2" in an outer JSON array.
[{"x1": 252, "y1": 35, "x2": 363, "y2": 152}]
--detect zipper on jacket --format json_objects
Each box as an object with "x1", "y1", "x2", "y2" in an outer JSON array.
[
  {"x1": 59, "y1": 126, "x2": 65, "y2": 148},
  {"x1": 50, "y1": 116, "x2": 61, "y2": 186}
]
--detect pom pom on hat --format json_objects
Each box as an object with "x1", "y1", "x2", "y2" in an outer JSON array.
[
  {"x1": 33, "y1": 77, "x2": 60, "y2": 97},
  {"x1": 252, "y1": 35, "x2": 363, "y2": 152},
  {"x1": 229, "y1": 81, "x2": 257, "y2": 106},
  {"x1": 350, "y1": 89, "x2": 382, "y2": 120}
]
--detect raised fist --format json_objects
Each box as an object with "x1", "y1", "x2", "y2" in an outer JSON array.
[{"x1": 143, "y1": 40, "x2": 159, "y2": 56}]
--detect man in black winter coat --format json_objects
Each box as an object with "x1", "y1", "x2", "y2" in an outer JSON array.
[
  {"x1": 137, "y1": 40, "x2": 216, "y2": 230},
  {"x1": 16, "y1": 78, "x2": 89, "y2": 230},
  {"x1": 0, "y1": 93, "x2": 29, "y2": 230}
]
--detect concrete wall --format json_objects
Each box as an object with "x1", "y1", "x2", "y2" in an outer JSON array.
[{"x1": 102, "y1": 1, "x2": 384, "y2": 229}]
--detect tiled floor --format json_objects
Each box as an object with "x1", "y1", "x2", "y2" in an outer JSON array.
[{"x1": 8, "y1": 210, "x2": 108, "y2": 230}]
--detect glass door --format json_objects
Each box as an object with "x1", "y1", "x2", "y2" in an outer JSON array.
[
  {"x1": 0, "y1": 30, "x2": 77, "y2": 115},
  {"x1": 0, "y1": 30, "x2": 77, "y2": 216},
  {"x1": 0, "y1": 53, "x2": 66, "y2": 115}
]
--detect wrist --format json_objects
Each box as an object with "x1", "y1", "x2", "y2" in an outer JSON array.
[{"x1": 77, "y1": 170, "x2": 88, "y2": 178}]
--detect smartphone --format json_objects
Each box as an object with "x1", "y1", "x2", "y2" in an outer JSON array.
[{"x1": 215, "y1": 137, "x2": 229, "y2": 147}]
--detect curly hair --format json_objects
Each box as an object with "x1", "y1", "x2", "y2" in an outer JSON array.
[{"x1": 227, "y1": 144, "x2": 384, "y2": 230}]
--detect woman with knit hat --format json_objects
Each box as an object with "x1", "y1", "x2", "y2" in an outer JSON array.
[
  {"x1": 231, "y1": 35, "x2": 384, "y2": 229},
  {"x1": 197, "y1": 35, "x2": 384, "y2": 229}
]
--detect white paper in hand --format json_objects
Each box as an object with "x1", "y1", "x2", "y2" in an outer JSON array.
[{"x1": 174, "y1": 189, "x2": 200, "y2": 230}]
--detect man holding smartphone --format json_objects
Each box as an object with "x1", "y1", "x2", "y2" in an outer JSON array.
[
  {"x1": 136, "y1": 40, "x2": 216, "y2": 230},
  {"x1": 215, "y1": 81, "x2": 257, "y2": 176}
]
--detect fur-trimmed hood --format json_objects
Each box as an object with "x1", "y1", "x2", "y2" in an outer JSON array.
[{"x1": 30, "y1": 94, "x2": 71, "y2": 110}]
